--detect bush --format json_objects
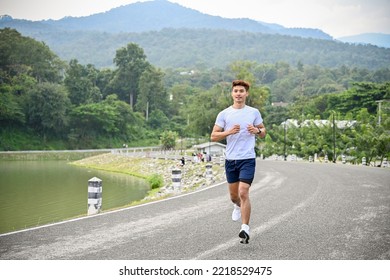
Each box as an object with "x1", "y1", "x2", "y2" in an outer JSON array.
[
  {"x1": 147, "y1": 174, "x2": 163, "y2": 189},
  {"x1": 160, "y1": 130, "x2": 178, "y2": 150}
]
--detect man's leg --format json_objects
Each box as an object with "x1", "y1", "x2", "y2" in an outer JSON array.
[
  {"x1": 238, "y1": 181, "x2": 251, "y2": 244},
  {"x1": 229, "y1": 182, "x2": 240, "y2": 206},
  {"x1": 238, "y1": 182, "x2": 251, "y2": 225},
  {"x1": 229, "y1": 182, "x2": 242, "y2": 221}
]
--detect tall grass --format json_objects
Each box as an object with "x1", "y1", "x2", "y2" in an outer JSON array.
[{"x1": 0, "y1": 151, "x2": 107, "y2": 161}]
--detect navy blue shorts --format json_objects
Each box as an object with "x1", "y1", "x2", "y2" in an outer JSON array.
[{"x1": 225, "y1": 158, "x2": 256, "y2": 185}]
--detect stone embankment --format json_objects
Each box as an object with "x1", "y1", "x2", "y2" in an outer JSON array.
[{"x1": 72, "y1": 152, "x2": 226, "y2": 202}]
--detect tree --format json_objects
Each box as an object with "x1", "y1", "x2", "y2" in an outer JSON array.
[
  {"x1": 0, "y1": 73, "x2": 36, "y2": 126},
  {"x1": 111, "y1": 43, "x2": 150, "y2": 109},
  {"x1": 0, "y1": 92, "x2": 25, "y2": 126},
  {"x1": 167, "y1": 84, "x2": 198, "y2": 117},
  {"x1": 27, "y1": 83, "x2": 70, "y2": 139},
  {"x1": 376, "y1": 131, "x2": 390, "y2": 165},
  {"x1": 69, "y1": 94, "x2": 143, "y2": 142},
  {"x1": 160, "y1": 131, "x2": 178, "y2": 150},
  {"x1": 326, "y1": 82, "x2": 389, "y2": 115},
  {"x1": 64, "y1": 60, "x2": 102, "y2": 105},
  {"x1": 185, "y1": 84, "x2": 226, "y2": 136},
  {"x1": 0, "y1": 28, "x2": 65, "y2": 83},
  {"x1": 147, "y1": 109, "x2": 170, "y2": 130},
  {"x1": 136, "y1": 66, "x2": 169, "y2": 118},
  {"x1": 229, "y1": 60, "x2": 269, "y2": 109},
  {"x1": 229, "y1": 60, "x2": 256, "y2": 83}
]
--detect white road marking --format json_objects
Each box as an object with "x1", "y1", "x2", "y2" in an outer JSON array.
[{"x1": 193, "y1": 184, "x2": 320, "y2": 259}]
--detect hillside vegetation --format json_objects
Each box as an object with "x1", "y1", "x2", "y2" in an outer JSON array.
[
  {"x1": 0, "y1": 28, "x2": 389, "y2": 165},
  {"x1": 1, "y1": 28, "x2": 388, "y2": 70},
  {"x1": 0, "y1": 0, "x2": 388, "y2": 69}
]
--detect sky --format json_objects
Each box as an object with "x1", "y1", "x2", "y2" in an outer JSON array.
[{"x1": 1, "y1": 0, "x2": 389, "y2": 38}]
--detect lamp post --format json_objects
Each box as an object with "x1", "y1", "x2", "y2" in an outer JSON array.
[
  {"x1": 376, "y1": 100, "x2": 383, "y2": 125},
  {"x1": 332, "y1": 112, "x2": 336, "y2": 163},
  {"x1": 375, "y1": 100, "x2": 390, "y2": 125},
  {"x1": 284, "y1": 119, "x2": 287, "y2": 161}
]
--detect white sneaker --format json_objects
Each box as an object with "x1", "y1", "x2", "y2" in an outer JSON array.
[
  {"x1": 232, "y1": 204, "x2": 241, "y2": 221},
  {"x1": 239, "y1": 224, "x2": 250, "y2": 244}
]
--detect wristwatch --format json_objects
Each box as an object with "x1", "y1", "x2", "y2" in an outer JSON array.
[{"x1": 257, "y1": 128, "x2": 262, "y2": 134}]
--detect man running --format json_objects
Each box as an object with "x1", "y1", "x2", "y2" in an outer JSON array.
[{"x1": 210, "y1": 80, "x2": 266, "y2": 243}]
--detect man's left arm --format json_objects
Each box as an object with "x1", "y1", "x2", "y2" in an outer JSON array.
[{"x1": 256, "y1": 123, "x2": 266, "y2": 138}]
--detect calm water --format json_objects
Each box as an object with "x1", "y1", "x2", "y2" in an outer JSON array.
[{"x1": 0, "y1": 160, "x2": 150, "y2": 234}]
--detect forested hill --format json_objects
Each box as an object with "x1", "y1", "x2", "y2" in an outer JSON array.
[
  {"x1": 0, "y1": 0, "x2": 389, "y2": 70},
  {"x1": 2, "y1": 27, "x2": 389, "y2": 70},
  {"x1": 337, "y1": 33, "x2": 390, "y2": 49}
]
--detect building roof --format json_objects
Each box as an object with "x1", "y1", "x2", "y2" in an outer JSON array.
[
  {"x1": 272, "y1": 102, "x2": 289, "y2": 107},
  {"x1": 193, "y1": 142, "x2": 226, "y2": 149},
  {"x1": 281, "y1": 119, "x2": 357, "y2": 129}
]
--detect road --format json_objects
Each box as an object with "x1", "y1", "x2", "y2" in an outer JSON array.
[{"x1": 0, "y1": 160, "x2": 389, "y2": 260}]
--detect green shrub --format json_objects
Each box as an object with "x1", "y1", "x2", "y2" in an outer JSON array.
[{"x1": 147, "y1": 174, "x2": 163, "y2": 189}]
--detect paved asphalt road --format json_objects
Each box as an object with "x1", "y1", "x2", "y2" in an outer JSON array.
[{"x1": 0, "y1": 160, "x2": 389, "y2": 260}]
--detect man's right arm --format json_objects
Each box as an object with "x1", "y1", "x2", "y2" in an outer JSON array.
[
  {"x1": 211, "y1": 124, "x2": 239, "y2": 142},
  {"x1": 210, "y1": 124, "x2": 226, "y2": 142}
]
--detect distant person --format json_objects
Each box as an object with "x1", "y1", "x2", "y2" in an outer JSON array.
[
  {"x1": 193, "y1": 153, "x2": 199, "y2": 163},
  {"x1": 210, "y1": 79, "x2": 266, "y2": 244}
]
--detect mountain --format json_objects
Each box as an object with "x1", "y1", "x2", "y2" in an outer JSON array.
[
  {"x1": 1, "y1": 1, "x2": 389, "y2": 70},
  {"x1": 0, "y1": 0, "x2": 332, "y2": 40},
  {"x1": 337, "y1": 33, "x2": 390, "y2": 49}
]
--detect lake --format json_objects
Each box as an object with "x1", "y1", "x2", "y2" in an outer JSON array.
[{"x1": 0, "y1": 160, "x2": 150, "y2": 234}]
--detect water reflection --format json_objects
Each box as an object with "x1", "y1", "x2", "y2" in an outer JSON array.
[{"x1": 0, "y1": 160, "x2": 150, "y2": 234}]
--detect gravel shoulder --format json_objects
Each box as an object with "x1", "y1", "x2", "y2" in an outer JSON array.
[{"x1": 71, "y1": 153, "x2": 226, "y2": 202}]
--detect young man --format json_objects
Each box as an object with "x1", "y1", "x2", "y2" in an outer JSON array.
[{"x1": 210, "y1": 80, "x2": 266, "y2": 244}]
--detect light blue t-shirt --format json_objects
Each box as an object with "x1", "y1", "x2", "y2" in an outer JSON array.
[{"x1": 215, "y1": 105, "x2": 263, "y2": 160}]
